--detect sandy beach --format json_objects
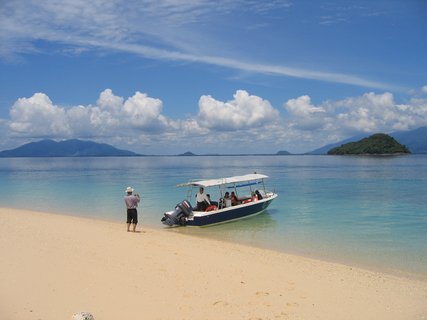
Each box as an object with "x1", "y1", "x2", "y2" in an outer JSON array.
[{"x1": 0, "y1": 208, "x2": 426, "y2": 320}]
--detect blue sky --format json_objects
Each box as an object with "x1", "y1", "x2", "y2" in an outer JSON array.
[{"x1": 1, "y1": 0, "x2": 426, "y2": 154}]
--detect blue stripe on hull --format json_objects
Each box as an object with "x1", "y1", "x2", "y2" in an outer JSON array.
[{"x1": 187, "y1": 198, "x2": 273, "y2": 226}]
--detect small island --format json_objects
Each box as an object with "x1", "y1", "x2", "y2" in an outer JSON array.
[
  {"x1": 327, "y1": 133, "x2": 411, "y2": 155},
  {"x1": 178, "y1": 151, "x2": 197, "y2": 156}
]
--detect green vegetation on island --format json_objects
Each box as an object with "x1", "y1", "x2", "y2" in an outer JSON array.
[
  {"x1": 327, "y1": 133, "x2": 411, "y2": 155},
  {"x1": 178, "y1": 151, "x2": 197, "y2": 156}
]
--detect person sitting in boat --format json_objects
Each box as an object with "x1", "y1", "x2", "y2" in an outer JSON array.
[
  {"x1": 223, "y1": 192, "x2": 232, "y2": 208},
  {"x1": 255, "y1": 190, "x2": 263, "y2": 200},
  {"x1": 195, "y1": 187, "x2": 210, "y2": 211},
  {"x1": 218, "y1": 194, "x2": 225, "y2": 209},
  {"x1": 205, "y1": 194, "x2": 218, "y2": 211},
  {"x1": 206, "y1": 194, "x2": 218, "y2": 207},
  {"x1": 231, "y1": 191, "x2": 239, "y2": 206},
  {"x1": 251, "y1": 192, "x2": 258, "y2": 202}
]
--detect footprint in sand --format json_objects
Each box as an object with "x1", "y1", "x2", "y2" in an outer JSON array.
[
  {"x1": 213, "y1": 300, "x2": 229, "y2": 306},
  {"x1": 256, "y1": 291, "x2": 270, "y2": 296},
  {"x1": 286, "y1": 302, "x2": 299, "y2": 307}
]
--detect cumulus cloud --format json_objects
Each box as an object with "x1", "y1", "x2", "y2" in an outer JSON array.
[
  {"x1": 8, "y1": 89, "x2": 173, "y2": 140},
  {"x1": 10, "y1": 93, "x2": 70, "y2": 137},
  {"x1": 422, "y1": 86, "x2": 427, "y2": 94},
  {"x1": 285, "y1": 95, "x2": 325, "y2": 116},
  {"x1": 284, "y1": 95, "x2": 329, "y2": 131},
  {"x1": 2, "y1": 89, "x2": 427, "y2": 154},
  {"x1": 332, "y1": 92, "x2": 423, "y2": 132},
  {"x1": 2, "y1": 89, "x2": 286, "y2": 153},
  {"x1": 197, "y1": 90, "x2": 280, "y2": 131},
  {"x1": 284, "y1": 92, "x2": 427, "y2": 139},
  {"x1": 123, "y1": 92, "x2": 166, "y2": 129}
]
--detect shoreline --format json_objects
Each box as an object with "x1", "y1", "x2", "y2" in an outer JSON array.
[
  {"x1": 9, "y1": 204, "x2": 427, "y2": 281},
  {"x1": 1, "y1": 207, "x2": 426, "y2": 319},
  {"x1": 180, "y1": 229, "x2": 427, "y2": 282}
]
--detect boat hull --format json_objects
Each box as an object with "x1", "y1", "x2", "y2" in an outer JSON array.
[{"x1": 186, "y1": 195, "x2": 276, "y2": 226}]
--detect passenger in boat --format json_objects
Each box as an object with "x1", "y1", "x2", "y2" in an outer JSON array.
[
  {"x1": 218, "y1": 195, "x2": 225, "y2": 209},
  {"x1": 205, "y1": 195, "x2": 218, "y2": 211},
  {"x1": 255, "y1": 190, "x2": 263, "y2": 200},
  {"x1": 231, "y1": 191, "x2": 239, "y2": 206},
  {"x1": 206, "y1": 194, "x2": 218, "y2": 207},
  {"x1": 195, "y1": 187, "x2": 210, "y2": 211},
  {"x1": 223, "y1": 192, "x2": 232, "y2": 208},
  {"x1": 251, "y1": 192, "x2": 258, "y2": 202}
]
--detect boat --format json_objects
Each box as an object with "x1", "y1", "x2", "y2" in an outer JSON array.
[{"x1": 161, "y1": 173, "x2": 277, "y2": 227}]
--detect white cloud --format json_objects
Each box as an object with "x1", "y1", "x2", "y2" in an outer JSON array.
[
  {"x1": 197, "y1": 90, "x2": 280, "y2": 130},
  {"x1": 332, "y1": 92, "x2": 417, "y2": 132},
  {"x1": 284, "y1": 92, "x2": 427, "y2": 137},
  {"x1": 9, "y1": 93, "x2": 71, "y2": 137},
  {"x1": 0, "y1": 0, "x2": 392, "y2": 89},
  {"x1": 2, "y1": 89, "x2": 427, "y2": 154},
  {"x1": 283, "y1": 95, "x2": 330, "y2": 131},
  {"x1": 97, "y1": 89, "x2": 124, "y2": 115},
  {"x1": 285, "y1": 95, "x2": 325, "y2": 116},
  {"x1": 123, "y1": 92, "x2": 167, "y2": 129},
  {"x1": 8, "y1": 89, "x2": 174, "y2": 140},
  {"x1": 2, "y1": 89, "x2": 286, "y2": 153},
  {"x1": 422, "y1": 86, "x2": 427, "y2": 94}
]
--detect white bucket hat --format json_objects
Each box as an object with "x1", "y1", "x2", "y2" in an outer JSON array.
[{"x1": 125, "y1": 186, "x2": 134, "y2": 193}]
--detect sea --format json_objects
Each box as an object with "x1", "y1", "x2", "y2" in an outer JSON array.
[{"x1": 1, "y1": 155, "x2": 426, "y2": 278}]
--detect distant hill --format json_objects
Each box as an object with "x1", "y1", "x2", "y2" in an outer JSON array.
[
  {"x1": 327, "y1": 133, "x2": 410, "y2": 155},
  {"x1": 308, "y1": 126, "x2": 427, "y2": 154},
  {"x1": 0, "y1": 139, "x2": 139, "y2": 157},
  {"x1": 276, "y1": 150, "x2": 291, "y2": 155},
  {"x1": 178, "y1": 151, "x2": 197, "y2": 156},
  {"x1": 391, "y1": 126, "x2": 427, "y2": 154},
  {"x1": 306, "y1": 134, "x2": 367, "y2": 155}
]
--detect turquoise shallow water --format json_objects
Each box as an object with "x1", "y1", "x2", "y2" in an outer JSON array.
[{"x1": 0, "y1": 155, "x2": 426, "y2": 277}]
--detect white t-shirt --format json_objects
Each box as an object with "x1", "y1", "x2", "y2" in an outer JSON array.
[{"x1": 196, "y1": 191, "x2": 210, "y2": 205}]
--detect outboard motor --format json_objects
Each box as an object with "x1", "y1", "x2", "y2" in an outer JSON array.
[{"x1": 161, "y1": 200, "x2": 193, "y2": 226}]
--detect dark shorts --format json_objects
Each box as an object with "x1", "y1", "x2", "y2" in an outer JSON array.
[
  {"x1": 127, "y1": 208, "x2": 138, "y2": 224},
  {"x1": 196, "y1": 201, "x2": 208, "y2": 211}
]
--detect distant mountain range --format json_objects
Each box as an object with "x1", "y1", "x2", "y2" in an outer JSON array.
[
  {"x1": 1, "y1": 125, "x2": 426, "y2": 157},
  {"x1": 307, "y1": 126, "x2": 427, "y2": 155},
  {"x1": 391, "y1": 126, "x2": 427, "y2": 154},
  {"x1": 0, "y1": 139, "x2": 139, "y2": 157}
]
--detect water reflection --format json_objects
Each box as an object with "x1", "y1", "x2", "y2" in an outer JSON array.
[{"x1": 170, "y1": 209, "x2": 278, "y2": 248}]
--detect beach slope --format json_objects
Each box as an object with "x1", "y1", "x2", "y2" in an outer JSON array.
[{"x1": 0, "y1": 208, "x2": 426, "y2": 319}]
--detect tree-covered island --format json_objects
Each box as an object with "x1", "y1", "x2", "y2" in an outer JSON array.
[{"x1": 328, "y1": 133, "x2": 411, "y2": 155}]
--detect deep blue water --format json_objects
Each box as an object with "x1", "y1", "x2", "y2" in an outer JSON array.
[{"x1": 0, "y1": 155, "x2": 426, "y2": 277}]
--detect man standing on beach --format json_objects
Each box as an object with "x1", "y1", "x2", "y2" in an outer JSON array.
[{"x1": 124, "y1": 186, "x2": 140, "y2": 232}]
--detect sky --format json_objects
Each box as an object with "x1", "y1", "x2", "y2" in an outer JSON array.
[{"x1": 0, "y1": 0, "x2": 426, "y2": 154}]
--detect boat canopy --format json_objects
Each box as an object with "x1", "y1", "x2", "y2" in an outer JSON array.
[{"x1": 177, "y1": 173, "x2": 269, "y2": 188}]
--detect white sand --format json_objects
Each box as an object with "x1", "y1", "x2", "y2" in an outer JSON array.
[{"x1": 0, "y1": 207, "x2": 426, "y2": 320}]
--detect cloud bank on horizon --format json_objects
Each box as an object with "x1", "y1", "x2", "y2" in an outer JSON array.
[
  {"x1": 3, "y1": 88, "x2": 427, "y2": 154},
  {"x1": 1, "y1": 0, "x2": 426, "y2": 153}
]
